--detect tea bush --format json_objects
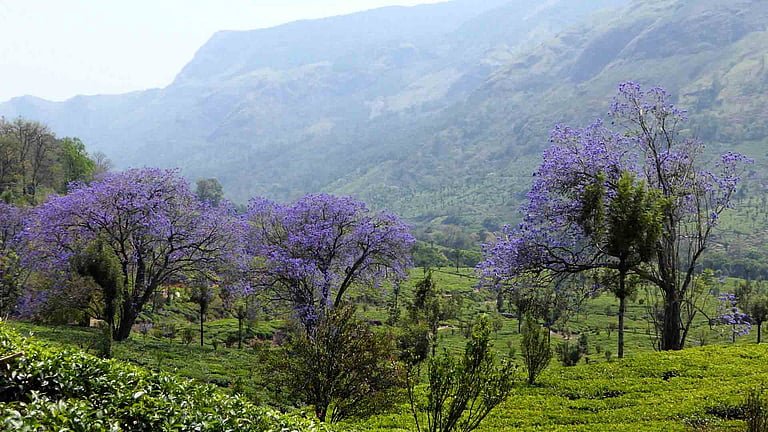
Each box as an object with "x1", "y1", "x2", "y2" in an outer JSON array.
[{"x1": 0, "y1": 323, "x2": 326, "y2": 431}]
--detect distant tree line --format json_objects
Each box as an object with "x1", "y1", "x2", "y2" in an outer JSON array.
[{"x1": 0, "y1": 117, "x2": 110, "y2": 204}]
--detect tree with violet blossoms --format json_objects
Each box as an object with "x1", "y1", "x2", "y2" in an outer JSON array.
[
  {"x1": 479, "y1": 82, "x2": 750, "y2": 351},
  {"x1": 24, "y1": 168, "x2": 244, "y2": 340},
  {"x1": 245, "y1": 193, "x2": 414, "y2": 332},
  {"x1": 714, "y1": 293, "x2": 751, "y2": 343}
]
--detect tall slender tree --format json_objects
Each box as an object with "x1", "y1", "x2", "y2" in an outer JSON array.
[{"x1": 580, "y1": 172, "x2": 664, "y2": 357}]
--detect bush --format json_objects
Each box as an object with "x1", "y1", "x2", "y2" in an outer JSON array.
[
  {"x1": 181, "y1": 327, "x2": 195, "y2": 345},
  {"x1": 409, "y1": 317, "x2": 515, "y2": 432},
  {"x1": 0, "y1": 324, "x2": 323, "y2": 431},
  {"x1": 745, "y1": 388, "x2": 768, "y2": 432},
  {"x1": 276, "y1": 303, "x2": 404, "y2": 423},
  {"x1": 556, "y1": 341, "x2": 582, "y2": 367},
  {"x1": 521, "y1": 315, "x2": 551, "y2": 385},
  {"x1": 578, "y1": 333, "x2": 589, "y2": 355}
]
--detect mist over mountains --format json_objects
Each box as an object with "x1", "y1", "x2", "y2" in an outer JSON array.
[{"x1": 2, "y1": 0, "x2": 767, "y2": 230}]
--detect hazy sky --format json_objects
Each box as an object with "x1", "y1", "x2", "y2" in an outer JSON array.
[{"x1": 0, "y1": 0, "x2": 445, "y2": 102}]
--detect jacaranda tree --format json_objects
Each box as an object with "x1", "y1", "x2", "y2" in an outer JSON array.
[
  {"x1": 245, "y1": 193, "x2": 414, "y2": 331},
  {"x1": 24, "y1": 168, "x2": 244, "y2": 340},
  {"x1": 479, "y1": 82, "x2": 750, "y2": 351}
]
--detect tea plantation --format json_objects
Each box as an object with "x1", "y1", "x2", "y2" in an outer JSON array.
[
  {"x1": 352, "y1": 343, "x2": 765, "y2": 431},
  {"x1": 0, "y1": 323, "x2": 324, "y2": 431},
  {"x1": 5, "y1": 312, "x2": 768, "y2": 430}
]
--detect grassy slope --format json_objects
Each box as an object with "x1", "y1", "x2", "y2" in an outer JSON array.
[
  {"x1": 10, "y1": 318, "x2": 766, "y2": 431},
  {"x1": 353, "y1": 343, "x2": 765, "y2": 431},
  {"x1": 8, "y1": 268, "x2": 764, "y2": 431}
]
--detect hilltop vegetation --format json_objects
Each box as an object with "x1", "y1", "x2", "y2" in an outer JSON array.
[{"x1": 0, "y1": 117, "x2": 105, "y2": 204}]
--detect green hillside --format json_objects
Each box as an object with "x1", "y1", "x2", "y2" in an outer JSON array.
[
  {"x1": 355, "y1": 343, "x2": 767, "y2": 431},
  {"x1": 6, "y1": 317, "x2": 768, "y2": 431},
  {"x1": 3, "y1": 0, "x2": 768, "y2": 267}
]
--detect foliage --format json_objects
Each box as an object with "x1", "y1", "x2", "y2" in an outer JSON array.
[
  {"x1": 58, "y1": 137, "x2": 96, "y2": 189},
  {"x1": 408, "y1": 317, "x2": 515, "y2": 432},
  {"x1": 0, "y1": 202, "x2": 25, "y2": 316},
  {"x1": 479, "y1": 82, "x2": 751, "y2": 351},
  {"x1": 747, "y1": 295, "x2": 768, "y2": 344},
  {"x1": 556, "y1": 340, "x2": 582, "y2": 367},
  {"x1": 245, "y1": 193, "x2": 414, "y2": 330},
  {"x1": 23, "y1": 168, "x2": 244, "y2": 340},
  {"x1": 520, "y1": 315, "x2": 551, "y2": 385},
  {"x1": 195, "y1": 178, "x2": 224, "y2": 207},
  {"x1": 0, "y1": 324, "x2": 325, "y2": 431},
  {"x1": 275, "y1": 303, "x2": 403, "y2": 422},
  {"x1": 745, "y1": 388, "x2": 768, "y2": 432},
  {"x1": 0, "y1": 118, "x2": 96, "y2": 203}
]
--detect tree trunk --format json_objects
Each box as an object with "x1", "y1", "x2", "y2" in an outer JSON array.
[
  {"x1": 661, "y1": 289, "x2": 683, "y2": 350},
  {"x1": 238, "y1": 315, "x2": 243, "y2": 349},
  {"x1": 618, "y1": 293, "x2": 626, "y2": 359},
  {"x1": 104, "y1": 285, "x2": 117, "y2": 337},
  {"x1": 114, "y1": 301, "x2": 137, "y2": 341},
  {"x1": 200, "y1": 303, "x2": 205, "y2": 347},
  {"x1": 455, "y1": 249, "x2": 460, "y2": 272},
  {"x1": 316, "y1": 405, "x2": 327, "y2": 423},
  {"x1": 758, "y1": 323, "x2": 762, "y2": 344}
]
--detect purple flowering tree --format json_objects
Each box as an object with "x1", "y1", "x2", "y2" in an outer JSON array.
[
  {"x1": 479, "y1": 82, "x2": 750, "y2": 351},
  {"x1": 245, "y1": 194, "x2": 414, "y2": 331},
  {"x1": 0, "y1": 202, "x2": 27, "y2": 316},
  {"x1": 714, "y1": 293, "x2": 751, "y2": 343},
  {"x1": 24, "y1": 168, "x2": 244, "y2": 340}
]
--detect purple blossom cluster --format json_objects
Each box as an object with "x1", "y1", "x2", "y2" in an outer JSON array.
[
  {"x1": 5, "y1": 164, "x2": 416, "y2": 339},
  {"x1": 21, "y1": 168, "x2": 245, "y2": 337},
  {"x1": 245, "y1": 193, "x2": 414, "y2": 328},
  {"x1": 478, "y1": 82, "x2": 750, "y2": 300},
  {"x1": 715, "y1": 293, "x2": 751, "y2": 338}
]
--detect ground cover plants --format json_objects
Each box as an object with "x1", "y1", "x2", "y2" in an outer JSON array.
[
  {"x1": 2, "y1": 83, "x2": 765, "y2": 431},
  {"x1": 0, "y1": 323, "x2": 324, "y2": 431}
]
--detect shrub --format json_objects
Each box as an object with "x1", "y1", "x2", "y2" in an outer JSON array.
[
  {"x1": 181, "y1": 327, "x2": 195, "y2": 345},
  {"x1": 521, "y1": 315, "x2": 551, "y2": 385},
  {"x1": 0, "y1": 324, "x2": 323, "y2": 431},
  {"x1": 556, "y1": 341, "x2": 582, "y2": 367},
  {"x1": 578, "y1": 333, "x2": 589, "y2": 355},
  {"x1": 277, "y1": 303, "x2": 404, "y2": 423},
  {"x1": 409, "y1": 317, "x2": 515, "y2": 432},
  {"x1": 745, "y1": 388, "x2": 768, "y2": 432}
]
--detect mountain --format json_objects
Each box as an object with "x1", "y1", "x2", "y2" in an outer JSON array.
[
  {"x1": 0, "y1": 0, "x2": 627, "y2": 203},
  {"x1": 2, "y1": 0, "x2": 767, "y2": 237}
]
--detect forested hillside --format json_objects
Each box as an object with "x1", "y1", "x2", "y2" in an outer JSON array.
[
  {"x1": 2, "y1": 0, "x2": 767, "y2": 268},
  {"x1": 0, "y1": 0, "x2": 628, "y2": 205}
]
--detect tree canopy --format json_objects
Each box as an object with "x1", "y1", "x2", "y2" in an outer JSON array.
[
  {"x1": 23, "y1": 168, "x2": 244, "y2": 340},
  {"x1": 479, "y1": 82, "x2": 751, "y2": 350},
  {"x1": 245, "y1": 193, "x2": 414, "y2": 331}
]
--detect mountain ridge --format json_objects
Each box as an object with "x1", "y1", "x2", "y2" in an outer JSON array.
[{"x1": 2, "y1": 0, "x2": 765, "y2": 237}]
